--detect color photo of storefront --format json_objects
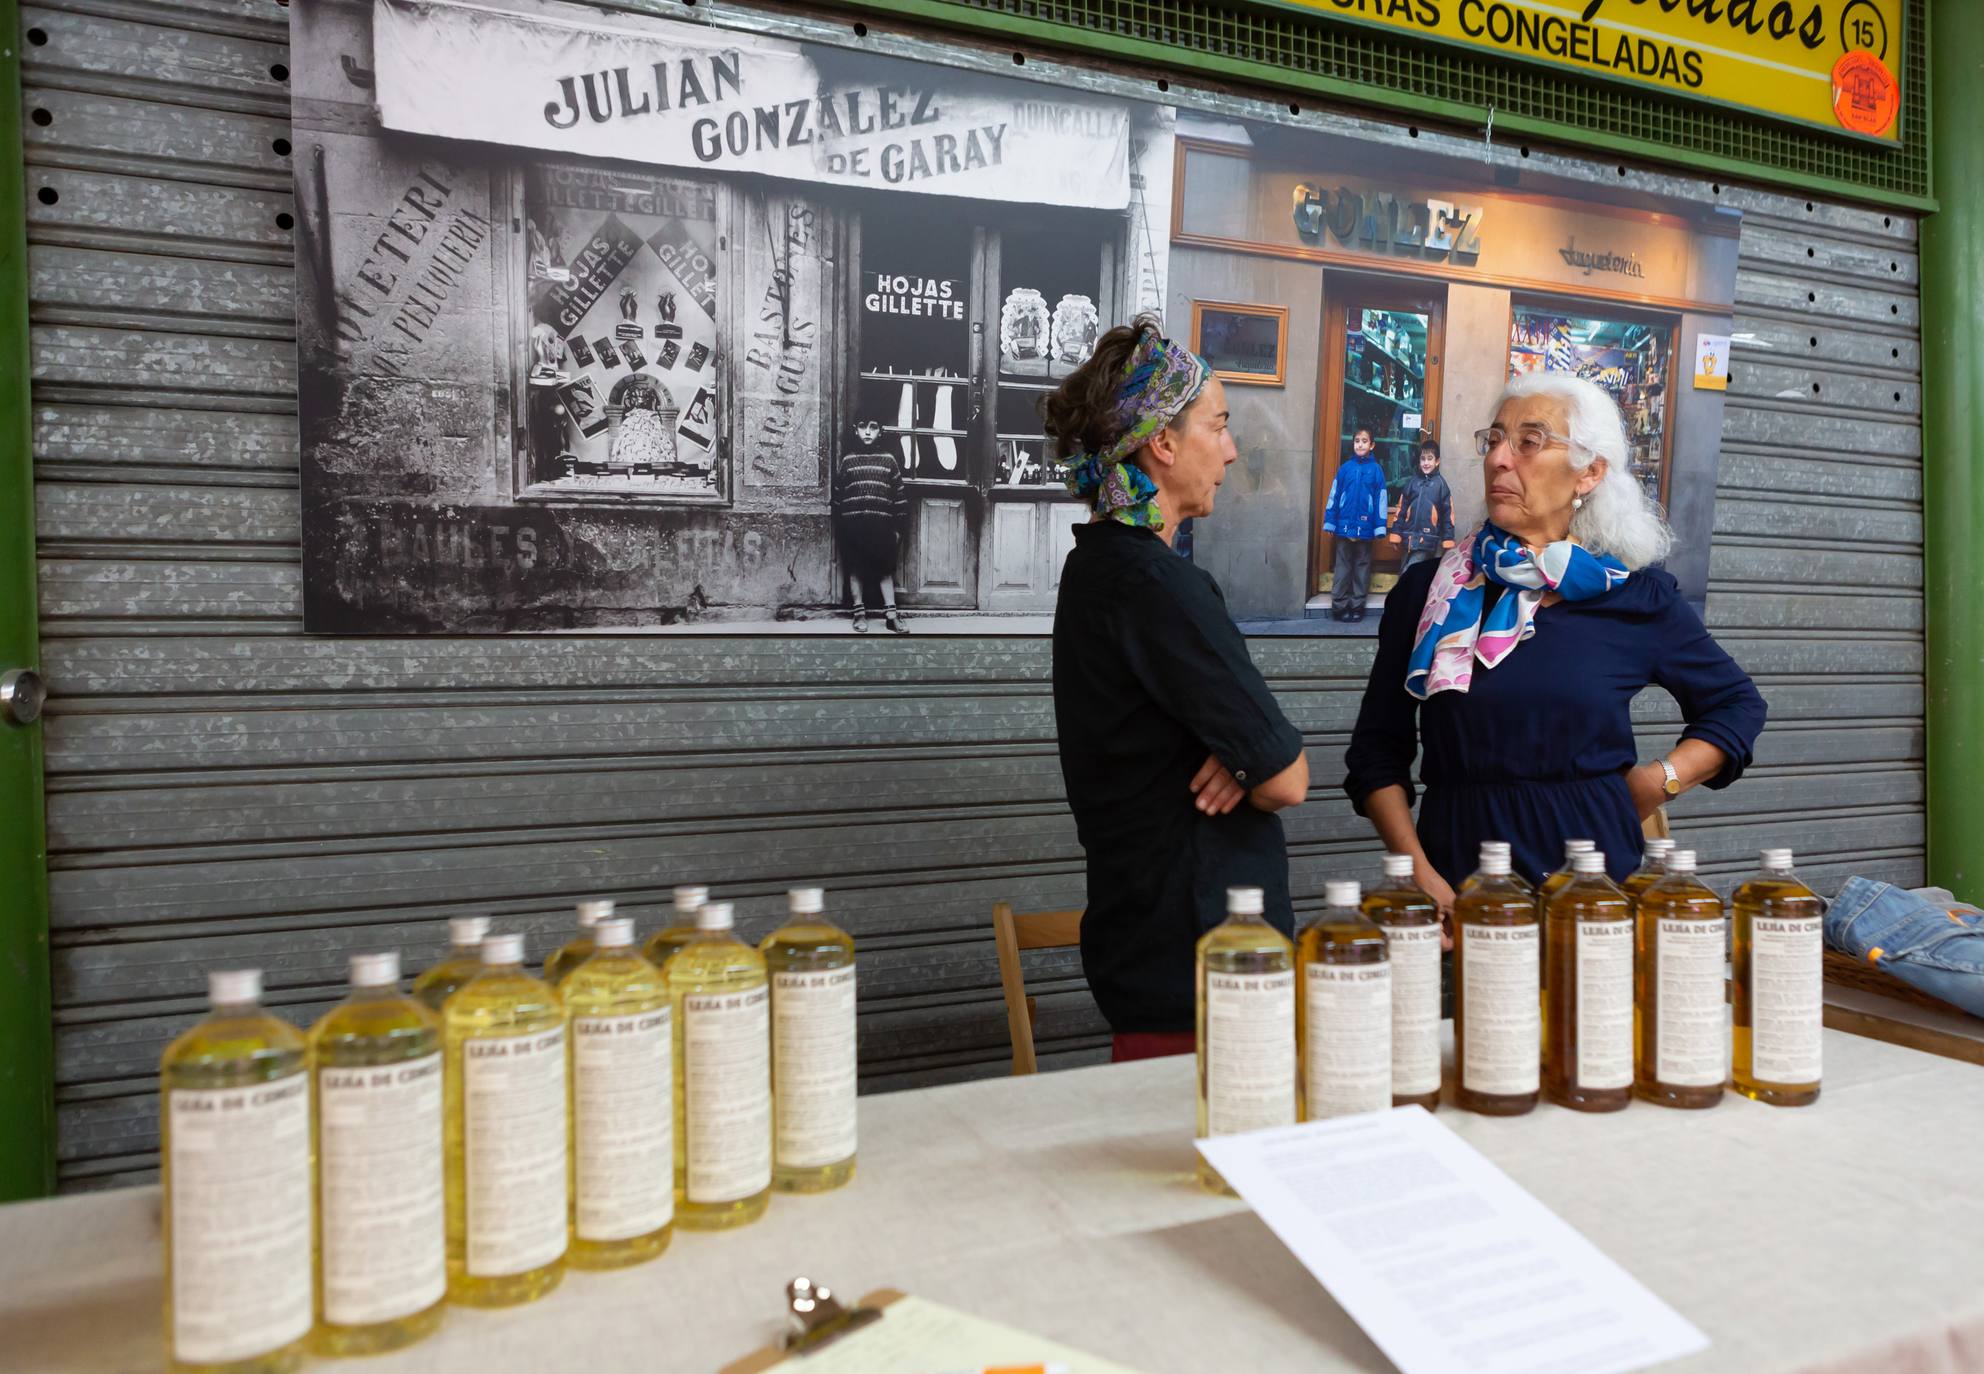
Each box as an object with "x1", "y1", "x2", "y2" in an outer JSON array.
[
  {"x1": 1167, "y1": 115, "x2": 1740, "y2": 627},
  {"x1": 295, "y1": 0, "x2": 1171, "y2": 631}
]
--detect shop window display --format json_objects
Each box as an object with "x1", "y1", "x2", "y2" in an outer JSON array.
[
  {"x1": 857, "y1": 207, "x2": 973, "y2": 484},
  {"x1": 1508, "y1": 306, "x2": 1671, "y2": 507},
  {"x1": 995, "y1": 224, "x2": 1106, "y2": 488},
  {"x1": 1340, "y1": 307, "x2": 1432, "y2": 502}
]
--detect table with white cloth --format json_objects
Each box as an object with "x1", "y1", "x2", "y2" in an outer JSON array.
[{"x1": 6, "y1": 1027, "x2": 1981, "y2": 1374}]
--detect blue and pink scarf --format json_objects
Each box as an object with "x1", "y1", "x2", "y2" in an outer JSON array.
[
  {"x1": 1062, "y1": 330, "x2": 1210, "y2": 531},
  {"x1": 1405, "y1": 524, "x2": 1630, "y2": 700}
]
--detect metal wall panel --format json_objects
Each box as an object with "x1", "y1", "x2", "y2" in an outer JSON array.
[{"x1": 20, "y1": 1, "x2": 1924, "y2": 1190}]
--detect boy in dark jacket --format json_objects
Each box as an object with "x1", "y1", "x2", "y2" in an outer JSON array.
[
  {"x1": 1321, "y1": 426, "x2": 1387, "y2": 621},
  {"x1": 833, "y1": 416, "x2": 910, "y2": 634},
  {"x1": 1389, "y1": 438, "x2": 1455, "y2": 573}
]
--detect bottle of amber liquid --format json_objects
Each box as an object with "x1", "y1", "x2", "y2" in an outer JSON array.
[
  {"x1": 1453, "y1": 842, "x2": 1540, "y2": 1116},
  {"x1": 411, "y1": 916, "x2": 490, "y2": 1013},
  {"x1": 1732, "y1": 847, "x2": 1824, "y2": 1107},
  {"x1": 309, "y1": 953, "x2": 445, "y2": 1356},
  {"x1": 669, "y1": 901, "x2": 773, "y2": 1229},
  {"x1": 161, "y1": 970, "x2": 312, "y2": 1374},
  {"x1": 1365, "y1": 854, "x2": 1441, "y2": 1110},
  {"x1": 1635, "y1": 848, "x2": 1727, "y2": 1109},
  {"x1": 443, "y1": 932, "x2": 568, "y2": 1306},
  {"x1": 1538, "y1": 838, "x2": 1598, "y2": 908},
  {"x1": 1298, "y1": 880, "x2": 1391, "y2": 1121},
  {"x1": 1543, "y1": 852, "x2": 1633, "y2": 1112},
  {"x1": 761, "y1": 887, "x2": 858, "y2": 1192},
  {"x1": 1621, "y1": 838, "x2": 1676, "y2": 910},
  {"x1": 643, "y1": 885, "x2": 710, "y2": 971},
  {"x1": 1196, "y1": 886, "x2": 1296, "y2": 1195},
  {"x1": 562, "y1": 917, "x2": 673, "y2": 1269},
  {"x1": 545, "y1": 898, "x2": 614, "y2": 986}
]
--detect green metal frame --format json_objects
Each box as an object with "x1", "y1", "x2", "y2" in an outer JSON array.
[
  {"x1": 1923, "y1": 0, "x2": 1979, "y2": 898},
  {"x1": 822, "y1": 0, "x2": 1934, "y2": 210},
  {"x1": 1, "y1": 0, "x2": 56, "y2": 1200}
]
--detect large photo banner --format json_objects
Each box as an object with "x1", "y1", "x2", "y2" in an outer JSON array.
[{"x1": 292, "y1": 0, "x2": 1736, "y2": 635}]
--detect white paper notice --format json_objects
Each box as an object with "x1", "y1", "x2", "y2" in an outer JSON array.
[{"x1": 1196, "y1": 1109, "x2": 1708, "y2": 1374}]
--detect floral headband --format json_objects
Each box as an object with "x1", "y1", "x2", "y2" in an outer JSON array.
[{"x1": 1061, "y1": 329, "x2": 1211, "y2": 530}]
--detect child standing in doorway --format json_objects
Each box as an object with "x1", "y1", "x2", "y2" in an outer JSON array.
[
  {"x1": 833, "y1": 416, "x2": 910, "y2": 634},
  {"x1": 1322, "y1": 425, "x2": 1387, "y2": 622},
  {"x1": 1389, "y1": 437, "x2": 1455, "y2": 573}
]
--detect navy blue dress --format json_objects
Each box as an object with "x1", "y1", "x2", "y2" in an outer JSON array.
[{"x1": 1344, "y1": 558, "x2": 1768, "y2": 888}]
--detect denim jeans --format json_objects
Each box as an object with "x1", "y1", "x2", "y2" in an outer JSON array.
[{"x1": 1826, "y1": 878, "x2": 1984, "y2": 1018}]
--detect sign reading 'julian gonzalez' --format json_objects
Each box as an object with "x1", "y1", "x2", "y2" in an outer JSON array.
[{"x1": 1254, "y1": 0, "x2": 1904, "y2": 143}]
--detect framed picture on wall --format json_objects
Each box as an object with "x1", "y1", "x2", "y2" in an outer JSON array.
[{"x1": 1192, "y1": 300, "x2": 1289, "y2": 386}]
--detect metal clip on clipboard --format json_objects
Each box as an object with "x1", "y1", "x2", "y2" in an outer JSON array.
[{"x1": 782, "y1": 1277, "x2": 884, "y2": 1356}]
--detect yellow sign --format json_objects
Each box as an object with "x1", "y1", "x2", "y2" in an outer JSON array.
[{"x1": 1260, "y1": 0, "x2": 1904, "y2": 143}]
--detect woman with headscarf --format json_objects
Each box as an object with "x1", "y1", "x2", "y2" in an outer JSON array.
[
  {"x1": 1048, "y1": 315, "x2": 1311, "y2": 1061},
  {"x1": 1345, "y1": 371, "x2": 1767, "y2": 911}
]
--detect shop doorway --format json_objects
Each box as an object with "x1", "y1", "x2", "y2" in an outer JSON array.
[{"x1": 1311, "y1": 278, "x2": 1446, "y2": 605}]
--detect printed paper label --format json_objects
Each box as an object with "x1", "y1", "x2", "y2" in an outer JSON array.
[
  {"x1": 1383, "y1": 924, "x2": 1442, "y2": 1096},
  {"x1": 318, "y1": 1052, "x2": 445, "y2": 1325},
  {"x1": 1574, "y1": 922, "x2": 1634, "y2": 1091},
  {"x1": 1750, "y1": 916, "x2": 1823, "y2": 1084},
  {"x1": 684, "y1": 986, "x2": 773, "y2": 1203},
  {"x1": 1460, "y1": 924, "x2": 1540, "y2": 1096},
  {"x1": 1656, "y1": 919, "x2": 1728, "y2": 1087},
  {"x1": 772, "y1": 967, "x2": 858, "y2": 1169},
  {"x1": 463, "y1": 1026, "x2": 568, "y2": 1276},
  {"x1": 1205, "y1": 970, "x2": 1297, "y2": 1135},
  {"x1": 573, "y1": 1010, "x2": 673, "y2": 1241},
  {"x1": 1303, "y1": 961, "x2": 1392, "y2": 1118}
]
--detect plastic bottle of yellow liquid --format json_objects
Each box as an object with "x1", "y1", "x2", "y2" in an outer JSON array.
[
  {"x1": 1538, "y1": 838, "x2": 1598, "y2": 907},
  {"x1": 1298, "y1": 880, "x2": 1391, "y2": 1120},
  {"x1": 1621, "y1": 838, "x2": 1676, "y2": 909},
  {"x1": 1364, "y1": 854, "x2": 1442, "y2": 1110},
  {"x1": 1453, "y1": 841, "x2": 1540, "y2": 1116},
  {"x1": 562, "y1": 917, "x2": 673, "y2": 1269},
  {"x1": 1196, "y1": 886, "x2": 1296, "y2": 1194},
  {"x1": 1635, "y1": 848, "x2": 1727, "y2": 1109},
  {"x1": 643, "y1": 885, "x2": 710, "y2": 970},
  {"x1": 161, "y1": 969, "x2": 312, "y2": 1374},
  {"x1": 309, "y1": 952, "x2": 445, "y2": 1356},
  {"x1": 443, "y1": 932, "x2": 568, "y2": 1306},
  {"x1": 1543, "y1": 851, "x2": 1634, "y2": 1113},
  {"x1": 545, "y1": 898, "x2": 614, "y2": 986},
  {"x1": 669, "y1": 901, "x2": 773, "y2": 1229},
  {"x1": 411, "y1": 916, "x2": 490, "y2": 1013},
  {"x1": 1732, "y1": 847, "x2": 1824, "y2": 1107},
  {"x1": 760, "y1": 887, "x2": 858, "y2": 1192}
]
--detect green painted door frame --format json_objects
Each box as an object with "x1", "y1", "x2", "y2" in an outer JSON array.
[
  {"x1": 1923, "y1": 0, "x2": 1983, "y2": 899},
  {"x1": 1, "y1": 0, "x2": 57, "y2": 1200}
]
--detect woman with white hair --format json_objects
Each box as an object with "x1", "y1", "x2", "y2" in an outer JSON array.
[{"x1": 1344, "y1": 371, "x2": 1767, "y2": 908}]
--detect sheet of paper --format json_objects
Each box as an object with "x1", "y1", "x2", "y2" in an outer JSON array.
[
  {"x1": 1197, "y1": 1108, "x2": 1709, "y2": 1374},
  {"x1": 719, "y1": 1292, "x2": 1150, "y2": 1374}
]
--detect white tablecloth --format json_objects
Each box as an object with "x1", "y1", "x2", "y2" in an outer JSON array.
[{"x1": 6, "y1": 1028, "x2": 1982, "y2": 1374}]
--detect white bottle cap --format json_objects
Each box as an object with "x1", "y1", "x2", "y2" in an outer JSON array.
[
  {"x1": 1565, "y1": 838, "x2": 1595, "y2": 857},
  {"x1": 480, "y1": 932, "x2": 525, "y2": 965},
  {"x1": 208, "y1": 969, "x2": 261, "y2": 1006},
  {"x1": 1478, "y1": 843, "x2": 1512, "y2": 876},
  {"x1": 788, "y1": 887, "x2": 825, "y2": 915},
  {"x1": 1761, "y1": 847, "x2": 1794, "y2": 870},
  {"x1": 1227, "y1": 886, "x2": 1264, "y2": 916},
  {"x1": 349, "y1": 951, "x2": 400, "y2": 987},
  {"x1": 1666, "y1": 849, "x2": 1699, "y2": 874},
  {"x1": 697, "y1": 901, "x2": 735, "y2": 931},
  {"x1": 449, "y1": 916, "x2": 490, "y2": 947},
  {"x1": 594, "y1": 917, "x2": 634, "y2": 949},
  {"x1": 576, "y1": 899, "x2": 614, "y2": 927},
  {"x1": 1573, "y1": 850, "x2": 1606, "y2": 875},
  {"x1": 1382, "y1": 853, "x2": 1415, "y2": 879},
  {"x1": 674, "y1": 885, "x2": 709, "y2": 913},
  {"x1": 1644, "y1": 838, "x2": 1676, "y2": 859},
  {"x1": 1325, "y1": 880, "x2": 1361, "y2": 907}
]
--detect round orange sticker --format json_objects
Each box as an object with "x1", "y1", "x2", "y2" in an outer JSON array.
[{"x1": 1832, "y1": 50, "x2": 1899, "y2": 137}]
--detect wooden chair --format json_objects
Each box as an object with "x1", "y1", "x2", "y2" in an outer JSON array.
[
  {"x1": 1643, "y1": 807, "x2": 1671, "y2": 842},
  {"x1": 991, "y1": 903, "x2": 1083, "y2": 1076}
]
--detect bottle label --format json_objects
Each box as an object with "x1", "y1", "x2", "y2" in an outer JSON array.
[
  {"x1": 1460, "y1": 924, "x2": 1540, "y2": 1096},
  {"x1": 1574, "y1": 921, "x2": 1634, "y2": 1091},
  {"x1": 318, "y1": 1052, "x2": 445, "y2": 1325},
  {"x1": 572, "y1": 1009, "x2": 673, "y2": 1241},
  {"x1": 463, "y1": 1026, "x2": 568, "y2": 1276},
  {"x1": 1749, "y1": 915, "x2": 1823, "y2": 1084},
  {"x1": 684, "y1": 985, "x2": 773, "y2": 1203},
  {"x1": 166, "y1": 1075, "x2": 312, "y2": 1364},
  {"x1": 772, "y1": 967, "x2": 858, "y2": 1169},
  {"x1": 1204, "y1": 970, "x2": 1296, "y2": 1135},
  {"x1": 1382, "y1": 925, "x2": 1442, "y2": 1096},
  {"x1": 1656, "y1": 918, "x2": 1728, "y2": 1087},
  {"x1": 1303, "y1": 962, "x2": 1392, "y2": 1117}
]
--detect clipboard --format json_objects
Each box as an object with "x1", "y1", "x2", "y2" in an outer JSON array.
[{"x1": 720, "y1": 1277, "x2": 1149, "y2": 1374}]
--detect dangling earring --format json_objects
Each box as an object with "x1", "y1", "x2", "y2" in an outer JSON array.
[{"x1": 1572, "y1": 496, "x2": 1585, "y2": 511}]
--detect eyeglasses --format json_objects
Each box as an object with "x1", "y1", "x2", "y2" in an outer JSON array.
[{"x1": 1474, "y1": 425, "x2": 1574, "y2": 459}]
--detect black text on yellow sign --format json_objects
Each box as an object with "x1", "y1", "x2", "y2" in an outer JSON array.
[{"x1": 1258, "y1": 0, "x2": 1904, "y2": 142}]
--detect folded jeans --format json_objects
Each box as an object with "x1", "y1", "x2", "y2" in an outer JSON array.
[{"x1": 1826, "y1": 877, "x2": 1984, "y2": 1019}]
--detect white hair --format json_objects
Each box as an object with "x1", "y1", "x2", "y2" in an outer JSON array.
[{"x1": 1493, "y1": 371, "x2": 1674, "y2": 570}]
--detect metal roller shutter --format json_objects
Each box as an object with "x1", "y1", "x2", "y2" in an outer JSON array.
[{"x1": 20, "y1": 0, "x2": 1923, "y2": 1189}]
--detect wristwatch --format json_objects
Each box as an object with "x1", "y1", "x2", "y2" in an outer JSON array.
[{"x1": 1655, "y1": 757, "x2": 1682, "y2": 796}]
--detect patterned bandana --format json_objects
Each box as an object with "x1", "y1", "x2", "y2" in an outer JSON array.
[
  {"x1": 1405, "y1": 523, "x2": 1630, "y2": 700},
  {"x1": 1062, "y1": 329, "x2": 1211, "y2": 530}
]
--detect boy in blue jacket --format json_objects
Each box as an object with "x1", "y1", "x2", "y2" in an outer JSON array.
[{"x1": 1322, "y1": 426, "x2": 1387, "y2": 622}]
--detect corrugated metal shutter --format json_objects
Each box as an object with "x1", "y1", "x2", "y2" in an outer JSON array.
[{"x1": 20, "y1": 2, "x2": 1923, "y2": 1190}]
